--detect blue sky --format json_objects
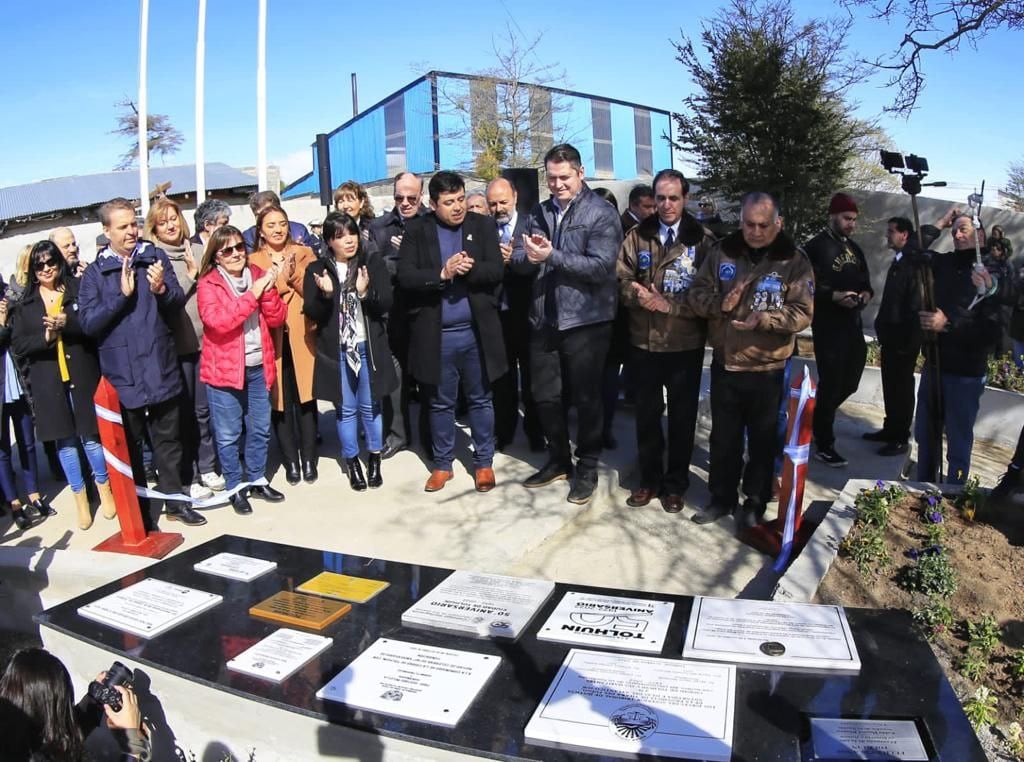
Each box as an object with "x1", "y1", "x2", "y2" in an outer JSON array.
[{"x1": 1, "y1": 0, "x2": 1019, "y2": 204}]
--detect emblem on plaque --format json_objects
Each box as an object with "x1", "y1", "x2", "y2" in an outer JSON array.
[
  {"x1": 490, "y1": 620, "x2": 511, "y2": 630},
  {"x1": 381, "y1": 689, "x2": 404, "y2": 701},
  {"x1": 609, "y1": 703, "x2": 659, "y2": 740},
  {"x1": 760, "y1": 641, "x2": 786, "y2": 657}
]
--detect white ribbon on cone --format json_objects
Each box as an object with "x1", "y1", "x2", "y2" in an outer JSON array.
[{"x1": 773, "y1": 367, "x2": 816, "y2": 572}]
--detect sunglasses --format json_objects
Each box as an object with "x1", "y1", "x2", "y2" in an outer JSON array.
[
  {"x1": 34, "y1": 258, "x2": 59, "y2": 271},
  {"x1": 217, "y1": 242, "x2": 247, "y2": 257},
  {"x1": 394, "y1": 195, "x2": 419, "y2": 203}
]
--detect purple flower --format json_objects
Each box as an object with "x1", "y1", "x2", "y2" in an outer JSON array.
[
  {"x1": 924, "y1": 545, "x2": 942, "y2": 556},
  {"x1": 875, "y1": 480, "x2": 885, "y2": 489},
  {"x1": 927, "y1": 495, "x2": 939, "y2": 507},
  {"x1": 907, "y1": 548, "x2": 920, "y2": 560},
  {"x1": 928, "y1": 511, "x2": 943, "y2": 523}
]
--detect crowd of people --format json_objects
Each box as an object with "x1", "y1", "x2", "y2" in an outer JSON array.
[{"x1": 1, "y1": 140, "x2": 1020, "y2": 536}]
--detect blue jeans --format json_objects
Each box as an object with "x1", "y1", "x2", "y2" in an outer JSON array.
[
  {"x1": 914, "y1": 368, "x2": 985, "y2": 484},
  {"x1": 57, "y1": 437, "x2": 109, "y2": 494},
  {"x1": 427, "y1": 326, "x2": 494, "y2": 471},
  {"x1": 338, "y1": 342, "x2": 382, "y2": 459},
  {"x1": 0, "y1": 397, "x2": 39, "y2": 501},
  {"x1": 207, "y1": 366, "x2": 272, "y2": 490}
]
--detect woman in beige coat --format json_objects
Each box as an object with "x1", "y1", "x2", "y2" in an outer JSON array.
[{"x1": 249, "y1": 206, "x2": 319, "y2": 483}]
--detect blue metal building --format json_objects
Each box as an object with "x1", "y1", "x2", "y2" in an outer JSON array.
[{"x1": 283, "y1": 71, "x2": 673, "y2": 198}]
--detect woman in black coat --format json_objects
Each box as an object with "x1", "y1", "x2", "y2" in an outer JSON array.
[
  {"x1": 304, "y1": 213, "x2": 397, "y2": 491},
  {"x1": 11, "y1": 241, "x2": 115, "y2": 530}
]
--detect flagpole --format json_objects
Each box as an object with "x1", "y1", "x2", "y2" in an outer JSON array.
[
  {"x1": 138, "y1": 0, "x2": 151, "y2": 217},
  {"x1": 256, "y1": 0, "x2": 268, "y2": 191},
  {"x1": 195, "y1": 0, "x2": 207, "y2": 202}
]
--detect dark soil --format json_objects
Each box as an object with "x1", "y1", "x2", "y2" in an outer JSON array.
[{"x1": 816, "y1": 490, "x2": 1024, "y2": 730}]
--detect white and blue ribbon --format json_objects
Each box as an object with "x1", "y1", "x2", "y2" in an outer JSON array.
[{"x1": 773, "y1": 366, "x2": 816, "y2": 572}]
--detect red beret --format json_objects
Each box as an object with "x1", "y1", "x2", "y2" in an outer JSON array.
[{"x1": 828, "y1": 193, "x2": 858, "y2": 215}]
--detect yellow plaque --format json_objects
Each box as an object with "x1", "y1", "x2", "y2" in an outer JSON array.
[
  {"x1": 297, "y1": 572, "x2": 390, "y2": 604},
  {"x1": 249, "y1": 591, "x2": 351, "y2": 631}
]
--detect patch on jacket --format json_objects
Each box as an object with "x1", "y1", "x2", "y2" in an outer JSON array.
[
  {"x1": 752, "y1": 272, "x2": 786, "y2": 312},
  {"x1": 719, "y1": 262, "x2": 736, "y2": 281},
  {"x1": 807, "y1": 279, "x2": 815, "y2": 297},
  {"x1": 663, "y1": 256, "x2": 697, "y2": 297}
]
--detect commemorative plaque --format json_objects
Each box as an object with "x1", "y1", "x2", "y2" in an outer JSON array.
[
  {"x1": 77, "y1": 578, "x2": 222, "y2": 638},
  {"x1": 810, "y1": 718, "x2": 930, "y2": 760},
  {"x1": 401, "y1": 570, "x2": 554, "y2": 639},
  {"x1": 249, "y1": 591, "x2": 351, "y2": 630},
  {"x1": 296, "y1": 572, "x2": 390, "y2": 603},
  {"x1": 316, "y1": 638, "x2": 500, "y2": 727},
  {"x1": 524, "y1": 648, "x2": 735, "y2": 761},
  {"x1": 193, "y1": 552, "x2": 278, "y2": 582},
  {"x1": 683, "y1": 596, "x2": 861, "y2": 672},
  {"x1": 537, "y1": 591, "x2": 673, "y2": 653},
  {"x1": 226, "y1": 628, "x2": 333, "y2": 682}
]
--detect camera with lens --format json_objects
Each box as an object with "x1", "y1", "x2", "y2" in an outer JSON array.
[{"x1": 87, "y1": 661, "x2": 133, "y2": 712}]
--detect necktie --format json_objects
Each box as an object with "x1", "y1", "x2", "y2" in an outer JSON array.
[
  {"x1": 664, "y1": 228, "x2": 675, "y2": 249},
  {"x1": 500, "y1": 224, "x2": 511, "y2": 245}
]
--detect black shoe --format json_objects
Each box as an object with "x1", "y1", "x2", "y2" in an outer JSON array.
[
  {"x1": 736, "y1": 498, "x2": 765, "y2": 532},
  {"x1": 230, "y1": 490, "x2": 253, "y2": 515},
  {"x1": 380, "y1": 441, "x2": 406, "y2": 460},
  {"x1": 692, "y1": 504, "x2": 733, "y2": 525},
  {"x1": 144, "y1": 463, "x2": 158, "y2": 484},
  {"x1": 166, "y1": 502, "x2": 207, "y2": 526},
  {"x1": 347, "y1": 458, "x2": 367, "y2": 491},
  {"x1": 284, "y1": 461, "x2": 301, "y2": 485},
  {"x1": 990, "y1": 465, "x2": 1023, "y2": 504},
  {"x1": 366, "y1": 453, "x2": 382, "y2": 489},
  {"x1": 877, "y1": 441, "x2": 909, "y2": 457},
  {"x1": 862, "y1": 429, "x2": 892, "y2": 442},
  {"x1": 249, "y1": 485, "x2": 285, "y2": 502},
  {"x1": 815, "y1": 446, "x2": 848, "y2": 467},
  {"x1": 302, "y1": 459, "x2": 318, "y2": 484},
  {"x1": 11, "y1": 508, "x2": 35, "y2": 531},
  {"x1": 30, "y1": 498, "x2": 57, "y2": 517},
  {"x1": 524, "y1": 461, "x2": 573, "y2": 488},
  {"x1": 567, "y1": 472, "x2": 597, "y2": 505}
]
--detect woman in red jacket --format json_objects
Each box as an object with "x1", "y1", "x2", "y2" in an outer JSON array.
[{"x1": 197, "y1": 225, "x2": 287, "y2": 515}]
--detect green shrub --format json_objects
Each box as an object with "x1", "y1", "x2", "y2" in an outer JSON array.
[{"x1": 898, "y1": 546, "x2": 958, "y2": 598}]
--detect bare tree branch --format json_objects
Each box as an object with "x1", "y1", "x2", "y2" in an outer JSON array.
[{"x1": 111, "y1": 98, "x2": 185, "y2": 170}]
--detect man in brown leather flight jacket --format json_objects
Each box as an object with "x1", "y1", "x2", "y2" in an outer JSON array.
[
  {"x1": 687, "y1": 192, "x2": 814, "y2": 530},
  {"x1": 617, "y1": 169, "x2": 715, "y2": 515}
]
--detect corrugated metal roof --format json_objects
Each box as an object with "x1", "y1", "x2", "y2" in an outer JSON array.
[{"x1": 0, "y1": 163, "x2": 257, "y2": 221}]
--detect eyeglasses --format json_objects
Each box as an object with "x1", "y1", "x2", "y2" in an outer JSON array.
[
  {"x1": 394, "y1": 195, "x2": 419, "y2": 203},
  {"x1": 33, "y1": 258, "x2": 59, "y2": 271},
  {"x1": 217, "y1": 242, "x2": 247, "y2": 258}
]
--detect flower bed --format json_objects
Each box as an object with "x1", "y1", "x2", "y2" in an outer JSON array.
[{"x1": 815, "y1": 480, "x2": 1024, "y2": 760}]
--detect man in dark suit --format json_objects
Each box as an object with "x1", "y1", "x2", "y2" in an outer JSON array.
[
  {"x1": 621, "y1": 184, "x2": 656, "y2": 234},
  {"x1": 371, "y1": 172, "x2": 430, "y2": 458},
  {"x1": 398, "y1": 171, "x2": 507, "y2": 493},
  {"x1": 487, "y1": 177, "x2": 544, "y2": 452}
]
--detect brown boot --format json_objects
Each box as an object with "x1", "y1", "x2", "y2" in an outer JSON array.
[
  {"x1": 97, "y1": 480, "x2": 117, "y2": 520},
  {"x1": 75, "y1": 490, "x2": 93, "y2": 530}
]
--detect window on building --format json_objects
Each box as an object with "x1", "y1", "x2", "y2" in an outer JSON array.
[
  {"x1": 634, "y1": 108, "x2": 653, "y2": 176},
  {"x1": 384, "y1": 96, "x2": 407, "y2": 175},
  {"x1": 592, "y1": 100, "x2": 613, "y2": 178}
]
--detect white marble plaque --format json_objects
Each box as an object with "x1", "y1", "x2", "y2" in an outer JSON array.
[
  {"x1": 400, "y1": 570, "x2": 555, "y2": 639},
  {"x1": 683, "y1": 596, "x2": 861, "y2": 672},
  {"x1": 227, "y1": 628, "x2": 333, "y2": 682},
  {"x1": 77, "y1": 578, "x2": 222, "y2": 638},
  {"x1": 524, "y1": 648, "x2": 735, "y2": 761},
  {"x1": 316, "y1": 638, "x2": 500, "y2": 727},
  {"x1": 811, "y1": 718, "x2": 929, "y2": 760},
  {"x1": 193, "y1": 552, "x2": 278, "y2": 582},
  {"x1": 537, "y1": 591, "x2": 674, "y2": 653}
]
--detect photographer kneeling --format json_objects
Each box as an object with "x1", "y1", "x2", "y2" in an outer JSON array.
[{"x1": 0, "y1": 648, "x2": 150, "y2": 761}]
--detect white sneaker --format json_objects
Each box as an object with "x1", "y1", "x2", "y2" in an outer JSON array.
[
  {"x1": 190, "y1": 482, "x2": 214, "y2": 500},
  {"x1": 201, "y1": 472, "x2": 226, "y2": 491}
]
